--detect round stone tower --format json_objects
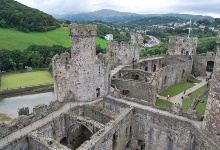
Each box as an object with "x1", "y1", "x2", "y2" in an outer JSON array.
[
  {"x1": 203, "y1": 30, "x2": 220, "y2": 144},
  {"x1": 53, "y1": 23, "x2": 111, "y2": 102}
]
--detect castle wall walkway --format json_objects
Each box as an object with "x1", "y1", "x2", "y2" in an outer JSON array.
[{"x1": 0, "y1": 98, "x2": 102, "y2": 148}]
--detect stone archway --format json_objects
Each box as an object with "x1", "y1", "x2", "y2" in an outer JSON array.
[{"x1": 60, "y1": 123, "x2": 93, "y2": 150}]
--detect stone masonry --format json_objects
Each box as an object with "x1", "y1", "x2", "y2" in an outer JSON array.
[
  {"x1": 53, "y1": 24, "x2": 111, "y2": 102},
  {"x1": 107, "y1": 41, "x2": 139, "y2": 65},
  {"x1": 1, "y1": 25, "x2": 220, "y2": 150},
  {"x1": 168, "y1": 36, "x2": 197, "y2": 55},
  {"x1": 203, "y1": 30, "x2": 220, "y2": 144}
]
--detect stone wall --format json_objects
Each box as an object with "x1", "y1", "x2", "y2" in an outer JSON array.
[
  {"x1": 96, "y1": 96, "x2": 130, "y2": 113},
  {"x1": 53, "y1": 23, "x2": 111, "y2": 102},
  {"x1": 107, "y1": 41, "x2": 139, "y2": 65},
  {"x1": 112, "y1": 78, "x2": 157, "y2": 104},
  {"x1": 0, "y1": 83, "x2": 53, "y2": 96},
  {"x1": 203, "y1": 30, "x2": 220, "y2": 145},
  {"x1": 119, "y1": 69, "x2": 153, "y2": 82},
  {"x1": 156, "y1": 59, "x2": 193, "y2": 92},
  {"x1": 0, "y1": 100, "x2": 62, "y2": 139},
  {"x1": 3, "y1": 136, "x2": 29, "y2": 150},
  {"x1": 193, "y1": 54, "x2": 215, "y2": 76},
  {"x1": 28, "y1": 131, "x2": 71, "y2": 150},
  {"x1": 130, "y1": 108, "x2": 219, "y2": 150},
  {"x1": 131, "y1": 57, "x2": 165, "y2": 73},
  {"x1": 77, "y1": 108, "x2": 134, "y2": 150},
  {"x1": 168, "y1": 36, "x2": 197, "y2": 55},
  {"x1": 83, "y1": 105, "x2": 118, "y2": 125}
]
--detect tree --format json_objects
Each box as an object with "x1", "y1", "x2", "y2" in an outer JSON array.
[
  {"x1": 0, "y1": 19, "x2": 7, "y2": 28},
  {"x1": 9, "y1": 58, "x2": 16, "y2": 71},
  {"x1": 31, "y1": 51, "x2": 43, "y2": 68},
  {"x1": 19, "y1": 63, "x2": 23, "y2": 70}
]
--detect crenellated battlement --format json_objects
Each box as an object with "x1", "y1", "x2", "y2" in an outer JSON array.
[{"x1": 69, "y1": 23, "x2": 97, "y2": 37}]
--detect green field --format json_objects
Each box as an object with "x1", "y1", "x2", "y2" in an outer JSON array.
[
  {"x1": 0, "y1": 27, "x2": 107, "y2": 50},
  {"x1": 0, "y1": 71, "x2": 53, "y2": 90}
]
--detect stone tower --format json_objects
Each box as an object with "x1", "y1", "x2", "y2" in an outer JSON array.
[
  {"x1": 53, "y1": 24, "x2": 111, "y2": 102},
  {"x1": 167, "y1": 36, "x2": 197, "y2": 55},
  {"x1": 203, "y1": 30, "x2": 220, "y2": 144}
]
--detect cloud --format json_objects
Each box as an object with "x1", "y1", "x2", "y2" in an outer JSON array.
[{"x1": 15, "y1": 0, "x2": 220, "y2": 17}]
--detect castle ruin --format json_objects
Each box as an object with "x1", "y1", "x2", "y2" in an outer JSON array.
[
  {"x1": 52, "y1": 24, "x2": 111, "y2": 102},
  {"x1": 1, "y1": 24, "x2": 220, "y2": 150}
]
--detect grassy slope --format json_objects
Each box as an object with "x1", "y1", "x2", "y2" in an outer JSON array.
[
  {"x1": 1, "y1": 71, "x2": 53, "y2": 90},
  {"x1": 0, "y1": 27, "x2": 107, "y2": 50}
]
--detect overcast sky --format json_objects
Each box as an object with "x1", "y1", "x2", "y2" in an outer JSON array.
[{"x1": 16, "y1": 0, "x2": 220, "y2": 18}]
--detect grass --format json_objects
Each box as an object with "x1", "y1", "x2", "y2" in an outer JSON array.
[
  {"x1": 155, "y1": 98, "x2": 173, "y2": 109},
  {"x1": 189, "y1": 77, "x2": 201, "y2": 83},
  {"x1": 0, "y1": 27, "x2": 107, "y2": 50},
  {"x1": 96, "y1": 37, "x2": 108, "y2": 49},
  {"x1": 182, "y1": 84, "x2": 209, "y2": 112},
  {"x1": 159, "y1": 81, "x2": 195, "y2": 97},
  {"x1": 0, "y1": 113, "x2": 12, "y2": 122},
  {"x1": 195, "y1": 97, "x2": 208, "y2": 115},
  {"x1": 0, "y1": 71, "x2": 53, "y2": 90}
]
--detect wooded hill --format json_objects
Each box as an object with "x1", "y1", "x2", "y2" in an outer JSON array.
[{"x1": 0, "y1": 0, "x2": 60, "y2": 32}]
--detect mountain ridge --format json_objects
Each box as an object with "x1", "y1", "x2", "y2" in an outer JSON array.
[{"x1": 53, "y1": 9, "x2": 214, "y2": 22}]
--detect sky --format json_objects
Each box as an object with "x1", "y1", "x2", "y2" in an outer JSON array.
[{"x1": 16, "y1": 0, "x2": 220, "y2": 18}]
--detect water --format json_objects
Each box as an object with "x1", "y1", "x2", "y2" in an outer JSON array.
[{"x1": 0, "y1": 92, "x2": 55, "y2": 118}]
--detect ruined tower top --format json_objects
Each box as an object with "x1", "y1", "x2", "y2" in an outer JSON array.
[
  {"x1": 167, "y1": 36, "x2": 197, "y2": 56},
  {"x1": 69, "y1": 23, "x2": 97, "y2": 37}
]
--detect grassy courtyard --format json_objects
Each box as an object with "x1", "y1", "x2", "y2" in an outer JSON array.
[
  {"x1": 0, "y1": 70, "x2": 53, "y2": 90},
  {"x1": 155, "y1": 98, "x2": 173, "y2": 109},
  {"x1": 182, "y1": 84, "x2": 209, "y2": 113},
  {"x1": 195, "y1": 97, "x2": 208, "y2": 115},
  {"x1": 159, "y1": 81, "x2": 195, "y2": 97}
]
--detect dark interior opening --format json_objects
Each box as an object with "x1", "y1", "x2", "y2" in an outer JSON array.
[
  {"x1": 96, "y1": 88, "x2": 100, "y2": 97},
  {"x1": 60, "y1": 124, "x2": 93, "y2": 150},
  {"x1": 145, "y1": 66, "x2": 148, "y2": 71},
  {"x1": 206, "y1": 61, "x2": 214, "y2": 72},
  {"x1": 153, "y1": 65, "x2": 156, "y2": 72}
]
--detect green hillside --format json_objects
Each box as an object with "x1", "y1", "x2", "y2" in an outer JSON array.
[
  {"x1": 0, "y1": 0, "x2": 60, "y2": 32},
  {"x1": 0, "y1": 27, "x2": 107, "y2": 50}
]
